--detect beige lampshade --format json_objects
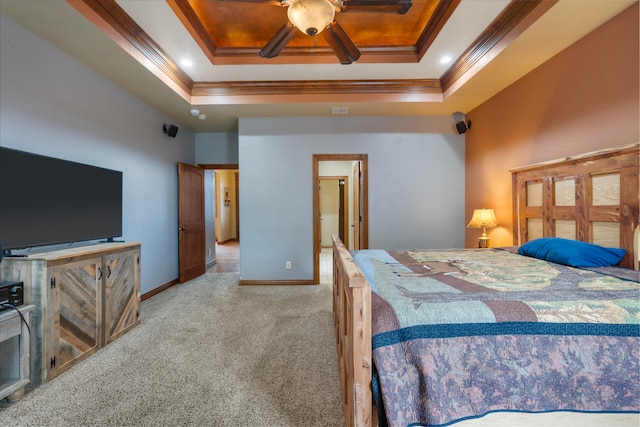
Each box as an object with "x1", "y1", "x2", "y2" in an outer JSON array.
[
  {"x1": 288, "y1": 0, "x2": 335, "y2": 36},
  {"x1": 467, "y1": 209, "x2": 498, "y2": 229}
]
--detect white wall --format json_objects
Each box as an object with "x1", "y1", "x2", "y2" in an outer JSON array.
[
  {"x1": 0, "y1": 14, "x2": 195, "y2": 294},
  {"x1": 238, "y1": 116, "x2": 465, "y2": 282}
]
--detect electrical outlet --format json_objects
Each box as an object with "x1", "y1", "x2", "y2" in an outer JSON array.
[
  {"x1": 286, "y1": 261, "x2": 292, "y2": 270},
  {"x1": 208, "y1": 248, "x2": 212, "y2": 255}
]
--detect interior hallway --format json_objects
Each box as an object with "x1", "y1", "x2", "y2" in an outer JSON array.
[
  {"x1": 320, "y1": 248, "x2": 333, "y2": 285},
  {"x1": 209, "y1": 241, "x2": 239, "y2": 273},
  {"x1": 208, "y1": 241, "x2": 334, "y2": 285}
]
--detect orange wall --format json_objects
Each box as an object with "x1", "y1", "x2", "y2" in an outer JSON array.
[{"x1": 465, "y1": 3, "x2": 639, "y2": 248}]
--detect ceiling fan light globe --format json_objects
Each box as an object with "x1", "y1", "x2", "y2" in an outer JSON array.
[{"x1": 287, "y1": 0, "x2": 335, "y2": 36}]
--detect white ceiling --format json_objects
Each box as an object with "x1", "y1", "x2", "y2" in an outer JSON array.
[{"x1": 0, "y1": 0, "x2": 635, "y2": 132}]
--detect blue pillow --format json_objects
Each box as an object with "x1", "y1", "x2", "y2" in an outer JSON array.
[{"x1": 517, "y1": 237, "x2": 626, "y2": 268}]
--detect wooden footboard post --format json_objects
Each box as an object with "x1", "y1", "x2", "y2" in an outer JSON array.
[{"x1": 333, "y1": 235, "x2": 372, "y2": 427}]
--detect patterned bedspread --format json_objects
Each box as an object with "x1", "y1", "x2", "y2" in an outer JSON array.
[{"x1": 353, "y1": 248, "x2": 640, "y2": 427}]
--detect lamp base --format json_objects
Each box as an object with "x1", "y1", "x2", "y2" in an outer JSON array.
[{"x1": 478, "y1": 236, "x2": 490, "y2": 248}]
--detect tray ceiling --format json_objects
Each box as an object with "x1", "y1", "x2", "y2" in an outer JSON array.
[{"x1": 0, "y1": 0, "x2": 635, "y2": 132}]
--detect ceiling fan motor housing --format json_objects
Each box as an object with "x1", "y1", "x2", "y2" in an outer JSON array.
[
  {"x1": 287, "y1": 0, "x2": 336, "y2": 36},
  {"x1": 261, "y1": 0, "x2": 411, "y2": 64}
]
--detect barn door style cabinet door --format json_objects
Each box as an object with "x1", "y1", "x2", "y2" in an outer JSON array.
[
  {"x1": 0, "y1": 243, "x2": 141, "y2": 384},
  {"x1": 103, "y1": 249, "x2": 140, "y2": 345},
  {"x1": 45, "y1": 257, "x2": 102, "y2": 381}
]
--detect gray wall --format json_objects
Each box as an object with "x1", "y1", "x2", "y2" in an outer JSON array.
[
  {"x1": 3, "y1": 13, "x2": 466, "y2": 289},
  {"x1": 0, "y1": 14, "x2": 194, "y2": 294},
  {"x1": 196, "y1": 132, "x2": 239, "y2": 164},
  {"x1": 238, "y1": 116, "x2": 465, "y2": 282}
]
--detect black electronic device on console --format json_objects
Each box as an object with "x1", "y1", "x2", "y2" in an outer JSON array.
[{"x1": 0, "y1": 281, "x2": 24, "y2": 309}]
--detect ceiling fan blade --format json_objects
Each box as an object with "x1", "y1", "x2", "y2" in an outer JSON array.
[
  {"x1": 259, "y1": 22, "x2": 298, "y2": 58},
  {"x1": 322, "y1": 20, "x2": 361, "y2": 65},
  {"x1": 341, "y1": 0, "x2": 412, "y2": 14},
  {"x1": 216, "y1": 0, "x2": 282, "y2": 4}
]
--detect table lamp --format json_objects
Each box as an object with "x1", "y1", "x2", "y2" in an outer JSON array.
[{"x1": 467, "y1": 208, "x2": 498, "y2": 248}]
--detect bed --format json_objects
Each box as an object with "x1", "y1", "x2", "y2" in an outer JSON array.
[{"x1": 332, "y1": 143, "x2": 640, "y2": 427}]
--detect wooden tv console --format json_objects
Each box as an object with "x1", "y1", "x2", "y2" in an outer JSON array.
[
  {"x1": 0, "y1": 305, "x2": 34, "y2": 402},
  {"x1": 0, "y1": 242, "x2": 141, "y2": 384}
]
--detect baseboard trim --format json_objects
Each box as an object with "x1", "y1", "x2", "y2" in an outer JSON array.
[
  {"x1": 240, "y1": 279, "x2": 316, "y2": 286},
  {"x1": 142, "y1": 276, "x2": 315, "y2": 298},
  {"x1": 141, "y1": 278, "x2": 179, "y2": 301}
]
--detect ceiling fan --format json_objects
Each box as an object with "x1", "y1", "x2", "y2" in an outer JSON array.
[{"x1": 230, "y1": 0, "x2": 412, "y2": 64}]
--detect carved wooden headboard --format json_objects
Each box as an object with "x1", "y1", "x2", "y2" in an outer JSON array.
[{"x1": 511, "y1": 143, "x2": 639, "y2": 270}]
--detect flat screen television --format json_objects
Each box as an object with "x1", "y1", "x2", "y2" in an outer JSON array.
[{"x1": 0, "y1": 147, "x2": 123, "y2": 252}]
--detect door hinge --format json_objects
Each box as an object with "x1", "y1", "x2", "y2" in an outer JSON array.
[
  {"x1": 359, "y1": 215, "x2": 362, "y2": 222},
  {"x1": 50, "y1": 356, "x2": 56, "y2": 369},
  {"x1": 50, "y1": 277, "x2": 56, "y2": 289}
]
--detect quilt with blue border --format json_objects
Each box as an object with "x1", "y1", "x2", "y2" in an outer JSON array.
[{"x1": 355, "y1": 248, "x2": 640, "y2": 427}]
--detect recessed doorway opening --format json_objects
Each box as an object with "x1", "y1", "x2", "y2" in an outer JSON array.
[
  {"x1": 313, "y1": 154, "x2": 368, "y2": 285},
  {"x1": 200, "y1": 164, "x2": 239, "y2": 274}
]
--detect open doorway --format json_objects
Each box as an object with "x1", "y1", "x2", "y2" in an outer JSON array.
[
  {"x1": 319, "y1": 176, "x2": 349, "y2": 285},
  {"x1": 313, "y1": 154, "x2": 368, "y2": 285},
  {"x1": 320, "y1": 177, "x2": 349, "y2": 249},
  {"x1": 200, "y1": 164, "x2": 239, "y2": 273}
]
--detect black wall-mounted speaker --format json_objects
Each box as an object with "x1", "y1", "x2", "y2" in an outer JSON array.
[
  {"x1": 163, "y1": 124, "x2": 179, "y2": 138},
  {"x1": 456, "y1": 120, "x2": 472, "y2": 134}
]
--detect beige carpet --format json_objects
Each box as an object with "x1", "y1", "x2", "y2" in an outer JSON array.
[{"x1": 0, "y1": 273, "x2": 344, "y2": 426}]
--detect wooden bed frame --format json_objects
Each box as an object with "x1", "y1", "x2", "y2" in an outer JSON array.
[
  {"x1": 333, "y1": 235, "x2": 371, "y2": 427},
  {"x1": 332, "y1": 143, "x2": 639, "y2": 427},
  {"x1": 511, "y1": 143, "x2": 639, "y2": 270}
]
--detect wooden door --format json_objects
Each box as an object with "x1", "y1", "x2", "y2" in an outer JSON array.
[
  {"x1": 352, "y1": 161, "x2": 361, "y2": 250},
  {"x1": 338, "y1": 179, "x2": 345, "y2": 244},
  {"x1": 235, "y1": 172, "x2": 240, "y2": 239},
  {"x1": 178, "y1": 163, "x2": 205, "y2": 283},
  {"x1": 214, "y1": 171, "x2": 221, "y2": 243},
  {"x1": 104, "y1": 248, "x2": 140, "y2": 345},
  {"x1": 46, "y1": 258, "x2": 101, "y2": 381}
]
